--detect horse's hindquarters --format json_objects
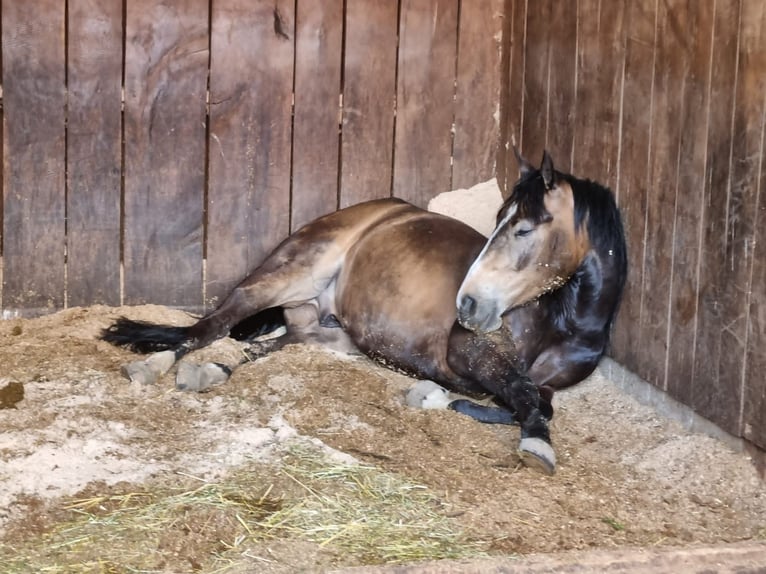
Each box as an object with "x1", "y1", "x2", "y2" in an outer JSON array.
[{"x1": 336, "y1": 211, "x2": 485, "y2": 379}]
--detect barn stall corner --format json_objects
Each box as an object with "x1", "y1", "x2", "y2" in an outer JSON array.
[{"x1": 1, "y1": 0, "x2": 765, "y2": 572}]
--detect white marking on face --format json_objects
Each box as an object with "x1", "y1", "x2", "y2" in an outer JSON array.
[{"x1": 456, "y1": 203, "x2": 518, "y2": 308}]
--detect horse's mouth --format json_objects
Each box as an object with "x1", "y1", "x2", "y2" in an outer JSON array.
[{"x1": 457, "y1": 307, "x2": 504, "y2": 334}]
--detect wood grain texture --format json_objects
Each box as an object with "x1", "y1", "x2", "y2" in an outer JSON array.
[
  {"x1": 1, "y1": 0, "x2": 66, "y2": 314},
  {"x1": 544, "y1": 0, "x2": 576, "y2": 172},
  {"x1": 519, "y1": 0, "x2": 550, "y2": 164},
  {"x1": 339, "y1": 0, "x2": 398, "y2": 208},
  {"x1": 206, "y1": 0, "x2": 294, "y2": 307},
  {"x1": 638, "y1": 0, "x2": 689, "y2": 391},
  {"x1": 452, "y1": 0, "x2": 504, "y2": 190},
  {"x1": 691, "y1": 0, "x2": 741, "y2": 429},
  {"x1": 744, "y1": 128, "x2": 766, "y2": 448},
  {"x1": 609, "y1": 0, "x2": 656, "y2": 371},
  {"x1": 392, "y1": 0, "x2": 458, "y2": 207},
  {"x1": 499, "y1": 0, "x2": 527, "y2": 198},
  {"x1": 571, "y1": 0, "x2": 625, "y2": 191},
  {"x1": 291, "y1": 0, "x2": 343, "y2": 231},
  {"x1": 665, "y1": 1, "x2": 714, "y2": 408},
  {"x1": 716, "y1": 0, "x2": 766, "y2": 437},
  {"x1": 123, "y1": 0, "x2": 208, "y2": 307},
  {"x1": 66, "y1": 0, "x2": 123, "y2": 307}
]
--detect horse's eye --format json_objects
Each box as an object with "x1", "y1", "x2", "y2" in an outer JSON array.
[{"x1": 514, "y1": 227, "x2": 534, "y2": 238}]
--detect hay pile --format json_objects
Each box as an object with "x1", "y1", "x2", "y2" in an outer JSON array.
[{"x1": 1, "y1": 442, "x2": 487, "y2": 573}]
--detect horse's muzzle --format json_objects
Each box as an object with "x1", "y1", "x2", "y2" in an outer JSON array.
[{"x1": 457, "y1": 294, "x2": 502, "y2": 333}]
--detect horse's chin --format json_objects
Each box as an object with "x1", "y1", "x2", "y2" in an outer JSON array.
[{"x1": 458, "y1": 313, "x2": 504, "y2": 335}]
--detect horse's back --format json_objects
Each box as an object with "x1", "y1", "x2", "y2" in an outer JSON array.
[{"x1": 336, "y1": 206, "x2": 486, "y2": 379}]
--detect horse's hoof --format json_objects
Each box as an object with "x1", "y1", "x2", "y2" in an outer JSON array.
[
  {"x1": 120, "y1": 350, "x2": 177, "y2": 385},
  {"x1": 175, "y1": 362, "x2": 230, "y2": 392},
  {"x1": 518, "y1": 437, "x2": 556, "y2": 475},
  {"x1": 121, "y1": 361, "x2": 159, "y2": 385},
  {"x1": 405, "y1": 380, "x2": 452, "y2": 409}
]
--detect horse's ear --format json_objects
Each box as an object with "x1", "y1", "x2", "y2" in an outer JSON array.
[
  {"x1": 541, "y1": 150, "x2": 555, "y2": 190},
  {"x1": 513, "y1": 146, "x2": 534, "y2": 178}
]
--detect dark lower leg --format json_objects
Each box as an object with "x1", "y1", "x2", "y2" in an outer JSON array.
[
  {"x1": 502, "y1": 377, "x2": 551, "y2": 444},
  {"x1": 448, "y1": 400, "x2": 517, "y2": 425}
]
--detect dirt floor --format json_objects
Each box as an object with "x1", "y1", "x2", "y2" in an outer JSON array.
[{"x1": 1, "y1": 305, "x2": 765, "y2": 572}]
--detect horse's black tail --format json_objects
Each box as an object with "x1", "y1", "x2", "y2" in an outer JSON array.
[
  {"x1": 101, "y1": 318, "x2": 190, "y2": 354},
  {"x1": 101, "y1": 307, "x2": 286, "y2": 354}
]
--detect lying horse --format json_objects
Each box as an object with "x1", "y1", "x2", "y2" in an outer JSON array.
[{"x1": 102, "y1": 151, "x2": 627, "y2": 474}]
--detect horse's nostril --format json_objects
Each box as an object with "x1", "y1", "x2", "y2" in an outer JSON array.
[{"x1": 459, "y1": 294, "x2": 477, "y2": 317}]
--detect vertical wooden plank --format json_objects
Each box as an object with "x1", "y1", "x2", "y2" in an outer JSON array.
[
  {"x1": 519, "y1": 0, "x2": 550, "y2": 164},
  {"x1": 499, "y1": 0, "x2": 527, "y2": 197},
  {"x1": 123, "y1": 0, "x2": 208, "y2": 308},
  {"x1": 713, "y1": 0, "x2": 766, "y2": 436},
  {"x1": 744, "y1": 118, "x2": 766, "y2": 449},
  {"x1": 664, "y1": 2, "x2": 714, "y2": 407},
  {"x1": 692, "y1": 0, "x2": 740, "y2": 427},
  {"x1": 206, "y1": 0, "x2": 294, "y2": 307},
  {"x1": 67, "y1": 0, "x2": 123, "y2": 307},
  {"x1": 452, "y1": 0, "x2": 504, "y2": 189},
  {"x1": 1, "y1": 0, "x2": 66, "y2": 315},
  {"x1": 339, "y1": 0, "x2": 398, "y2": 208},
  {"x1": 392, "y1": 0, "x2": 458, "y2": 207},
  {"x1": 609, "y1": 0, "x2": 656, "y2": 371},
  {"x1": 291, "y1": 1, "x2": 343, "y2": 231},
  {"x1": 634, "y1": 0, "x2": 687, "y2": 391},
  {"x1": 572, "y1": 0, "x2": 626, "y2": 191},
  {"x1": 544, "y1": 0, "x2": 577, "y2": 172}
]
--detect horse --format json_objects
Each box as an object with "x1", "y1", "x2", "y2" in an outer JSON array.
[{"x1": 102, "y1": 150, "x2": 627, "y2": 474}]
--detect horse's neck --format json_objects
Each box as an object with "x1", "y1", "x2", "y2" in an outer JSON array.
[{"x1": 569, "y1": 247, "x2": 624, "y2": 325}]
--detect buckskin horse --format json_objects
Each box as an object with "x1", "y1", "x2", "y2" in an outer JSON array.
[{"x1": 102, "y1": 151, "x2": 627, "y2": 474}]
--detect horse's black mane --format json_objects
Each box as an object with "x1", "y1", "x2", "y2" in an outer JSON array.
[
  {"x1": 504, "y1": 168, "x2": 626, "y2": 273},
  {"x1": 502, "y1": 167, "x2": 628, "y2": 338}
]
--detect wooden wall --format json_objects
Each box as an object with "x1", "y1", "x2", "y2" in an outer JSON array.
[
  {"x1": 0, "y1": 0, "x2": 504, "y2": 314},
  {"x1": 497, "y1": 0, "x2": 766, "y2": 451},
  {"x1": 1, "y1": 0, "x2": 764, "y2": 453}
]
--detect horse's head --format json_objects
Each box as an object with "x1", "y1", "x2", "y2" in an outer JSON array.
[{"x1": 456, "y1": 150, "x2": 591, "y2": 333}]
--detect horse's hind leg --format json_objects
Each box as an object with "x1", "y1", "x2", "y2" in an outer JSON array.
[
  {"x1": 115, "y1": 220, "x2": 352, "y2": 386},
  {"x1": 175, "y1": 335, "x2": 290, "y2": 392},
  {"x1": 174, "y1": 303, "x2": 358, "y2": 392}
]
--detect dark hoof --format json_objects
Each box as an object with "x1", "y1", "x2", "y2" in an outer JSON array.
[
  {"x1": 518, "y1": 437, "x2": 556, "y2": 475},
  {"x1": 405, "y1": 380, "x2": 451, "y2": 409}
]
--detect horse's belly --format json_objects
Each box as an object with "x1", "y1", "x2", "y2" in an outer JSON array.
[{"x1": 335, "y1": 211, "x2": 485, "y2": 379}]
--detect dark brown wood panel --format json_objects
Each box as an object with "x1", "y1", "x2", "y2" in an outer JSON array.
[
  {"x1": 544, "y1": 0, "x2": 576, "y2": 172},
  {"x1": 392, "y1": 0, "x2": 458, "y2": 207},
  {"x1": 692, "y1": 0, "x2": 741, "y2": 427},
  {"x1": 206, "y1": 0, "x2": 294, "y2": 307},
  {"x1": 715, "y1": 0, "x2": 766, "y2": 436},
  {"x1": 291, "y1": 0, "x2": 343, "y2": 231},
  {"x1": 1, "y1": 0, "x2": 66, "y2": 314},
  {"x1": 664, "y1": 2, "x2": 714, "y2": 407},
  {"x1": 519, "y1": 0, "x2": 550, "y2": 164},
  {"x1": 634, "y1": 0, "x2": 688, "y2": 390},
  {"x1": 499, "y1": 0, "x2": 527, "y2": 197},
  {"x1": 452, "y1": 0, "x2": 504, "y2": 190},
  {"x1": 66, "y1": 0, "x2": 123, "y2": 307},
  {"x1": 339, "y1": 0, "x2": 398, "y2": 208},
  {"x1": 610, "y1": 0, "x2": 656, "y2": 369},
  {"x1": 744, "y1": 143, "x2": 766, "y2": 449},
  {"x1": 123, "y1": 0, "x2": 208, "y2": 307},
  {"x1": 571, "y1": 0, "x2": 625, "y2": 191}
]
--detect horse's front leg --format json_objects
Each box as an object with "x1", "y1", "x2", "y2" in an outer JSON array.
[{"x1": 445, "y1": 324, "x2": 556, "y2": 474}]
